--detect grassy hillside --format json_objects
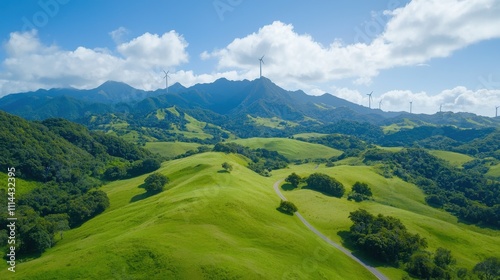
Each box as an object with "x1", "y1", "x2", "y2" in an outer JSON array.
[
  {"x1": 247, "y1": 115, "x2": 299, "y2": 129},
  {"x1": 231, "y1": 138, "x2": 342, "y2": 161},
  {"x1": 4, "y1": 153, "x2": 377, "y2": 279},
  {"x1": 272, "y1": 164, "x2": 500, "y2": 279},
  {"x1": 293, "y1": 133, "x2": 329, "y2": 139},
  {"x1": 428, "y1": 150, "x2": 474, "y2": 167},
  {"x1": 487, "y1": 163, "x2": 500, "y2": 178},
  {"x1": 0, "y1": 172, "x2": 41, "y2": 196},
  {"x1": 144, "y1": 142, "x2": 204, "y2": 158}
]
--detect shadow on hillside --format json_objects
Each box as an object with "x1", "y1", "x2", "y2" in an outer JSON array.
[
  {"x1": 455, "y1": 217, "x2": 500, "y2": 231},
  {"x1": 337, "y1": 230, "x2": 392, "y2": 269},
  {"x1": 281, "y1": 183, "x2": 296, "y2": 191},
  {"x1": 12, "y1": 251, "x2": 42, "y2": 263},
  {"x1": 217, "y1": 170, "x2": 230, "y2": 173},
  {"x1": 130, "y1": 183, "x2": 154, "y2": 203}
]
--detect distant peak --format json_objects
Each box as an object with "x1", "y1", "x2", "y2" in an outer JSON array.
[
  {"x1": 96, "y1": 81, "x2": 137, "y2": 92},
  {"x1": 98, "y1": 80, "x2": 127, "y2": 86}
]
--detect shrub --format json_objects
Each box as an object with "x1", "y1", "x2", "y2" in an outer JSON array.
[
  {"x1": 348, "y1": 182, "x2": 373, "y2": 202},
  {"x1": 221, "y1": 162, "x2": 233, "y2": 172},
  {"x1": 473, "y1": 257, "x2": 500, "y2": 280},
  {"x1": 144, "y1": 173, "x2": 169, "y2": 193},
  {"x1": 278, "y1": 200, "x2": 298, "y2": 215}
]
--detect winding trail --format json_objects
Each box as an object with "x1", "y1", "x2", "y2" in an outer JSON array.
[{"x1": 273, "y1": 179, "x2": 388, "y2": 280}]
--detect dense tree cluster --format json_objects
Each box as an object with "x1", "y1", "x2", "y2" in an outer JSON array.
[
  {"x1": 318, "y1": 120, "x2": 384, "y2": 143},
  {"x1": 380, "y1": 126, "x2": 493, "y2": 147},
  {"x1": 473, "y1": 257, "x2": 500, "y2": 280},
  {"x1": 285, "y1": 173, "x2": 301, "y2": 188},
  {"x1": 405, "y1": 248, "x2": 457, "y2": 279},
  {"x1": 347, "y1": 209, "x2": 427, "y2": 264},
  {"x1": 388, "y1": 148, "x2": 500, "y2": 227},
  {"x1": 347, "y1": 209, "x2": 498, "y2": 279},
  {"x1": 0, "y1": 112, "x2": 159, "y2": 257},
  {"x1": 305, "y1": 173, "x2": 345, "y2": 198},
  {"x1": 213, "y1": 142, "x2": 288, "y2": 176},
  {"x1": 298, "y1": 133, "x2": 369, "y2": 158}
]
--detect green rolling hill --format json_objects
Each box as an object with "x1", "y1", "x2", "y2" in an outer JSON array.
[
  {"x1": 144, "y1": 142, "x2": 209, "y2": 159},
  {"x1": 2, "y1": 153, "x2": 377, "y2": 279},
  {"x1": 272, "y1": 163, "x2": 500, "y2": 280},
  {"x1": 230, "y1": 137, "x2": 343, "y2": 161},
  {"x1": 1, "y1": 77, "x2": 499, "y2": 280}
]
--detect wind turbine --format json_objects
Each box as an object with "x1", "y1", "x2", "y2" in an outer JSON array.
[
  {"x1": 496, "y1": 106, "x2": 499, "y2": 117},
  {"x1": 259, "y1": 55, "x2": 265, "y2": 78},
  {"x1": 367, "y1": 91, "x2": 373, "y2": 109},
  {"x1": 410, "y1": 101, "x2": 413, "y2": 114},
  {"x1": 163, "y1": 70, "x2": 170, "y2": 92},
  {"x1": 440, "y1": 104, "x2": 443, "y2": 113},
  {"x1": 379, "y1": 99, "x2": 382, "y2": 110}
]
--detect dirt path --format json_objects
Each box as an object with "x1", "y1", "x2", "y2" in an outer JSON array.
[{"x1": 273, "y1": 179, "x2": 388, "y2": 280}]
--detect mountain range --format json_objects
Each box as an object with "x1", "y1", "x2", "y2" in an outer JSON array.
[{"x1": 1, "y1": 77, "x2": 499, "y2": 129}]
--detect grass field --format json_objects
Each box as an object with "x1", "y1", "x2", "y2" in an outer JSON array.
[
  {"x1": 231, "y1": 137, "x2": 342, "y2": 161},
  {"x1": 3, "y1": 146, "x2": 498, "y2": 279},
  {"x1": 293, "y1": 133, "x2": 329, "y2": 139},
  {"x1": 377, "y1": 146, "x2": 404, "y2": 152},
  {"x1": 247, "y1": 115, "x2": 299, "y2": 129},
  {"x1": 428, "y1": 150, "x2": 474, "y2": 167},
  {"x1": 487, "y1": 163, "x2": 500, "y2": 178},
  {"x1": 144, "y1": 142, "x2": 205, "y2": 158},
  {"x1": 166, "y1": 106, "x2": 180, "y2": 117},
  {"x1": 3, "y1": 153, "x2": 378, "y2": 279},
  {"x1": 0, "y1": 172, "x2": 41, "y2": 196},
  {"x1": 272, "y1": 163, "x2": 500, "y2": 279}
]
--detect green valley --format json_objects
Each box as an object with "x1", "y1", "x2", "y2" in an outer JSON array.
[{"x1": 1, "y1": 78, "x2": 499, "y2": 280}]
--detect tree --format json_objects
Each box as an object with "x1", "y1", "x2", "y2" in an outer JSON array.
[
  {"x1": 433, "y1": 247, "x2": 455, "y2": 269},
  {"x1": 352, "y1": 182, "x2": 372, "y2": 196},
  {"x1": 473, "y1": 257, "x2": 500, "y2": 280},
  {"x1": 348, "y1": 182, "x2": 373, "y2": 202},
  {"x1": 406, "y1": 251, "x2": 435, "y2": 279},
  {"x1": 306, "y1": 173, "x2": 345, "y2": 198},
  {"x1": 285, "y1": 173, "x2": 301, "y2": 188},
  {"x1": 144, "y1": 173, "x2": 169, "y2": 193},
  {"x1": 278, "y1": 200, "x2": 298, "y2": 215},
  {"x1": 221, "y1": 162, "x2": 233, "y2": 172},
  {"x1": 45, "y1": 214, "x2": 70, "y2": 240}
]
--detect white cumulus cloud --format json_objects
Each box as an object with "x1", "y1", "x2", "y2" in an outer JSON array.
[
  {"x1": 0, "y1": 29, "x2": 192, "y2": 94},
  {"x1": 329, "y1": 86, "x2": 500, "y2": 117},
  {"x1": 205, "y1": 0, "x2": 500, "y2": 86}
]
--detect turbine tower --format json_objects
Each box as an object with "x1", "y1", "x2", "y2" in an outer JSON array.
[
  {"x1": 496, "y1": 106, "x2": 499, "y2": 117},
  {"x1": 367, "y1": 91, "x2": 373, "y2": 109},
  {"x1": 163, "y1": 70, "x2": 170, "y2": 92},
  {"x1": 259, "y1": 55, "x2": 265, "y2": 78},
  {"x1": 440, "y1": 104, "x2": 443, "y2": 113},
  {"x1": 410, "y1": 101, "x2": 413, "y2": 114},
  {"x1": 379, "y1": 99, "x2": 382, "y2": 110}
]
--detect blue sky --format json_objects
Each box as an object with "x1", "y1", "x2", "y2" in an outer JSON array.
[{"x1": 1, "y1": 0, "x2": 499, "y2": 116}]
